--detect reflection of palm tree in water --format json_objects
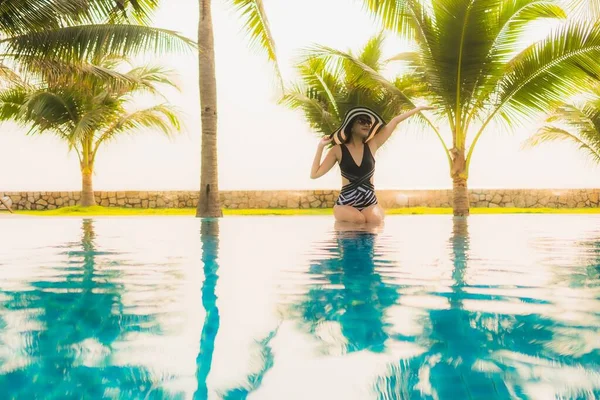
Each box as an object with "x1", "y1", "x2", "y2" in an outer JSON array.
[
  {"x1": 197, "y1": 223, "x2": 396, "y2": 399},
  {"x1": 421, "y1": 217, "x2": 496, "y2": 398},
  {"x1": 195, "y1": 219, "x2": 220, "y2": 400},
  {"x1": 379, "y1": 218, "x2": 516, "y2": 398},
  {"x1": 0, "y1": 219, "x2": 166, "y2": 398},
  {"x1": 378, "y1": 217, "x2": 599, "y2": 400},
  {"x1": 194, "y1": 219, "x2": 278, "y2": 400},
  {"x1": 295, "y1": 223, "x2": 399, "y2": 353}
]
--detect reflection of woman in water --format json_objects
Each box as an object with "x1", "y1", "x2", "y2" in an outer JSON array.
[
  {"x1": 310, "y1": 106, "x2": 433, "y2": 225},
  {"x1": 295, "y1": 222, "x2": 399, "y2": 353}
]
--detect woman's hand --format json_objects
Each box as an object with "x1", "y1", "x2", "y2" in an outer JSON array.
[
  {"x1": 417, "y1": 105, "x2": 435, "y2": 111},
  {"x1": 311, "y1": 137, "x2": 337, "y2": 179},
  {"x1": 318, "y1": 136, "x2": 333, "y2": 148}
]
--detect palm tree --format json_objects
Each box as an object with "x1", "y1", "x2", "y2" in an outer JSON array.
[
  {"x1": 311, "y1": 0, "x2": 600, "y2": 215},
  {"x1": 523, "y1": 82, "x2": 600, "y2": 164},
  {"x1": 196, "y1": 0, "x2": 281, "y2": 218},
  {"x1": 282, "y1": 34, "x2": 427, "y2": 138},
  {"x1": 0, "y1": 58, "x2": 181, "y2": 207}
]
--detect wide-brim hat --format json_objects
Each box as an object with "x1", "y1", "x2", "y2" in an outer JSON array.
[{"x1": 329, "y1": 107, "x2": 386, "y2": 145}]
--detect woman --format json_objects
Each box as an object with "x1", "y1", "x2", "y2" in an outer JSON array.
[{"x1": 310, "y1": 106, "x2": 433, "y2": 224}]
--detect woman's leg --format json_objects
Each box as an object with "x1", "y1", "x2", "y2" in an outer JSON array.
[
  {"x1": 361, "y1": 204, "x2": 385, "y2": 225},
  {"x1": 333, "y1": 205, "x2": 366, "y2": 223}
]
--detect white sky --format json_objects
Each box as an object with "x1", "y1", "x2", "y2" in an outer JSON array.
[{"x1": 1, "y1": 0, "x2": 599, "y2": 192}]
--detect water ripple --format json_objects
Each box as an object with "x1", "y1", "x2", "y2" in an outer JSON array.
[{"x1": 0, "y1": 215, "x2": 599, "y2": 399}]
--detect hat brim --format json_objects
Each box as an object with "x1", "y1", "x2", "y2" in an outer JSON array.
[{"x1": 329, "y1": 107, "x2": 386, "y2": 145}]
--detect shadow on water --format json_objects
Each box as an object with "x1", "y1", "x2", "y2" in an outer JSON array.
[{"x1": 0, "y1": 219, "x2": 170, "y2": 399}]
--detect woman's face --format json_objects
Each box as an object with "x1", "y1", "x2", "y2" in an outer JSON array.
[{"x1": 351, "y1": 115, "x2": 373, "y2": 139}]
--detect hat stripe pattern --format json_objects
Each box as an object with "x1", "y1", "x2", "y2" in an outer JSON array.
[{"x1": 330, "y1": 107, "x2": 386, "y2": 145}]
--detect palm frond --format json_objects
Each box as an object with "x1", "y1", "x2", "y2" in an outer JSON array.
[
  {"x1": 0, "y1": 61, "x2": 25, "y2": 87},
  {"x1": 358, "y1": 32, "x2": 386, "y2": 70},
  {"x1": 0, "y1": 0, "x2": 66, "y2": 35},
  {"x1": 524, "y1": 125, "x2": 600, "y2": 163},
  {"x1": 392, "y1": 73, "x2": 431, "y2": 102},
  {"x1": 564, "y1": 0, "x2": 600, "y2": 20},
  {"x1": 0, "y1": 1, "x2": 160, "y2": 34},
  {"x1": 3, "y1": 54, "x2": 137, "y2": 87},
  {"x1": 384, "y1": 0, "x2": 458, "y2": 130},
  {"x1": 0, "y1": 87, "x2": 27, "y2": 120},
  {"x1": 122, "y1": 65, "x2": 180, "y2": 95},
  {"x1": 1, "y1": 24, "x2": 196, "y2": 63},
  {"x1": 360, "y1": 0, "x2": 416, "y2": 39},
  {"x1": 305, "y1": 44, "x2": 418, "y2": 109},
  {"x1": 94, "y1": 103, "x2": 181, "y2": 149},
  {"x1": 280, "y1": 86, "x2": 338, "y2": 134},
  {"x1": 552, "y1": 103, "x2": 600, "y2": 135},
  {"x1": 385, "y1": 51, "x2": 421, "y2": 65},
  {"x1": 103, "y1": 0, "x2": 161, "y2": 25},
  {"x1": 71, "y1": 106, "x2": 120, "y2": 144},
  {"x1": 295, "y1": 57, "x2": 344, "y2": 118},
  {"x1": 470, "y1": 0, "x2": 566, "y2": 122},
  {"x1": 493, "y1": 21, "x2": 600, "y2": 125},
  {"x1": 228, "y1": 0, "x2": 282, "y2": 86},
  {"x1": 23, "y1": 90, "x2": 79, "y2": 133}
]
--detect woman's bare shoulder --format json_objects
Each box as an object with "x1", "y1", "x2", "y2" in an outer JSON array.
[{"x1": 331, "y1": 144, "x2": 342, "y2": 158}]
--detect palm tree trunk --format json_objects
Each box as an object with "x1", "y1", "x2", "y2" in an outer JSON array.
[
  {"x1": 196, "y1": 0, "x2": 222, "y2": 218},
  {"x1": 81, "y1": 167, "x2": 96, "y2": 207},
  {"x1": 450, "y1": 148, "x2": 469, "y2": 216}
]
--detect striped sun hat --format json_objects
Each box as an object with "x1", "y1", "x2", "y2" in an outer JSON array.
[{"x1": 329, "y1": 107, "x2": 386, "y2": 145}]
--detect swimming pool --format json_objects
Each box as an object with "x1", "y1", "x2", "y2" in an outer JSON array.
[{"x1": 0, "y1": 215, "x2": 599, "y2": 399}]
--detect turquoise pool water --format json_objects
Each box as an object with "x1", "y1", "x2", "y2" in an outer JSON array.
[{"x1": 0, "y1": 215, "x2": 599, "y2": 399}]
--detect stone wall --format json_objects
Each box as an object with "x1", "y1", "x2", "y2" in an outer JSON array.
[{"x1": 2, "y1": 189, "x2": 600, "y2": 210}]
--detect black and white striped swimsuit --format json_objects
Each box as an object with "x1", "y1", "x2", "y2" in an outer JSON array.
[{"x1": 335, "y1": 143, "x2": 378, "y2": 211}]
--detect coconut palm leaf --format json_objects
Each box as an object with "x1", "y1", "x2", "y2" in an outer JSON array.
[
  {"x1": 360, "y1": 0, "x2": 417, "y2": 39},
  {"x1": 94, "y1": 104, "x2": 180, "y2": 147},
  {"x1": 295, "y1": 57, "x2": 344, "y2": 118},
  {"x1": 2, "y1": 25, "x2": 195, "y2": 63},
  {"x1": 305, "y1": 44, "x2": 418, "y2": 109},
  {"x1": 358, "y1": 33, "x2": 386, "y2": 70},
  {"x1": 468, "y1": 1, "x2": 566, "y2": 120},
  {"x1": 462, "y1": 21, "x2": 600, "y2": 167},
  {"x1": 2, "y1": 54, "x2": 136, "y2": 86},
  {"x1": 566, "y1": 0, "x2": 600, "y2": 20},
  {"x1": 524, "y1": 95, "x2": 600, "y2": 163},
  {"x1": 0, "y1": 86, "x2": 27, "y2": 120},
  {"x1": 525, "y1": 125, "x2": 600, "y2": 163},
  {"x1": 0, "y1": 61, "x2": 24, "y2": 87},
  {"x1": 280, "y1": 86, "x2": 338, "y2": 134},
  {"x1": 22, "y1": 90, "x2": 80, "y2": 132},
  {"x1": 228, "y1": 0, "x2": 282, "y2": 86},
  {"x1": 122, "y1": 65, "x2": 180, "y2": 96},
  {"x1": 0, "y1": 0, "x2": 160, "y2": 35},
  {"x1": 500, "y1": 21, "x2": 600, "y2": 116}
]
